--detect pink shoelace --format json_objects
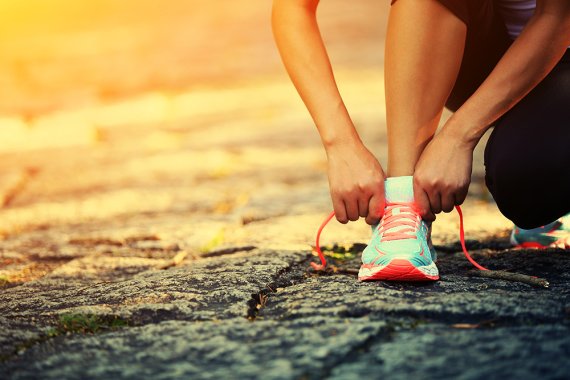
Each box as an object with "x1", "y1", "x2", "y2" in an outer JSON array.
[
  {"x1": 378, "y1": 202, "x2": 422, "y2": 242},
  {"x1": 311, "y1": 204, "x2": 488, "y2": 272}
]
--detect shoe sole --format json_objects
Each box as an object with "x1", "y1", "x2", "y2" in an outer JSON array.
[
  {"x1": 513, "y1": 242, "x2": 549, "y2": 249},
  {"x1": 358, "y1": 259, "x2": 439, "y2": 281},
  {"x1": 511, "y1": 234, "x2": 549, "y2": 249}
]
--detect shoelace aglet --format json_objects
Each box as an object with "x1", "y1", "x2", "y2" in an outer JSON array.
[{"x1": 310, "y1": 262, "x2": 326, "y2": 271}]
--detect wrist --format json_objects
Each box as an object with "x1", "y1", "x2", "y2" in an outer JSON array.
[
  {"x1": 321, "y1": 124, "x2": 362, "y2": 152},
  {"x1": 442, "y1": 113, "x2": 486, "y2": 149}
]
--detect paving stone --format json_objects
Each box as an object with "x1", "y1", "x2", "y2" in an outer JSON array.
[
  {"x1": 0, "y1": 1, "x2": 568, "y2": 378},
  {"x1": 1, "y1": 318, "x2": 388, "y2": 380},
  {"x1": 328, "y1": 324, "x2": 570, "y2": 380},
  {"x1": 0, "y1": 250, "x2": 308, "y2": 360}
]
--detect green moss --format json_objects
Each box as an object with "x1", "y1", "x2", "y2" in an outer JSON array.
[
  {"x1": 50, "y1": 314, "x2": 130, "y2": 335},
  {"x1": 1, "y1": 314, "x2": 131, "y2": 363}
]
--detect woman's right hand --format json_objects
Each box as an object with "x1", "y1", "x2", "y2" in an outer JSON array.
[
  {"x1": 273, "y1": 0, "x2": 385, "y2": 224},
  {"x1": 326, "y1": 141, "x2": 386, "y2": 225}
]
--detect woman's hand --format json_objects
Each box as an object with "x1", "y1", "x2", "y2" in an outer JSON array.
[
  {"x1": 273, "y1": 0, "x2": 385, "y2": 223},
  {"x1": 326, "y1": 141, "x2": 386, "y2": 225},
  {"x1": 413, "y1": 125, "x2": 476, "y2": 221}
]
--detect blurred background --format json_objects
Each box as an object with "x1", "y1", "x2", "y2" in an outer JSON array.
[
  {"x1": 0, "y1": 0, "x2": 386, "y2": 122},
  {"x1": 0, "y1": 0, "x2": 508, "y2": 282},
  {"x1": 1, "y1": 0, "x2": 287, "y2": 116},
  {"x1": 0, "y1": 0, "x2": 390, "y2": 227}
]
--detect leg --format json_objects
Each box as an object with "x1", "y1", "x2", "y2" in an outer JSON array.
[
  {"x1": 361, "y1": 0, "x2": 472, "y2": 282},
  {"x1": 485, "y1": 51, "x2": 570, "y2": 229},
  {"x1": 385, "y1": 0, "x2": 466, "y2": 177}
]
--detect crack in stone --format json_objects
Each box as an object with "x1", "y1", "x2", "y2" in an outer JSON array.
[
  {"x1": 1, "y1": 307, "x2": 216, "y2": 363},
  {"x1": 245, "y1": 252, "x2": 570, "y2": 329},
  {"x1": 246, "y1": 254, "x2": 312, "y2": 320},
  {"x1": 202, "y1": 245, "x2": 257, "y2": 258},
  {"x1": 0, "y1": 313, "x2": 132, "y2": 363}
]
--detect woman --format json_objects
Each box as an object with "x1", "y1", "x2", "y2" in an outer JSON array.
[{"x1": 272, "y1": 0, "x2": 570, "y2": 281}]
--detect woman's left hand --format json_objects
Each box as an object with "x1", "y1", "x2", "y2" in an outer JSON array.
[{"x1": 413, "y1": 126, "x2": 476, "y2": 221}]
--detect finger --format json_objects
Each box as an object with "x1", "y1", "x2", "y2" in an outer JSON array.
[
  {"x1": 441, "y1": 193, "x2": 455, "y2": 213},
  {"x1": 332, "y1": 196, "x2": 348, "y2": 224},
  {"x1": 426, "y1": 190, "x2": 441, "y2": 215},
  {"x1": 365, "y1": 194, "x2": 385, "y2": 225},
  {"x1": 358, "y1": 196, "x2": 370, "y2": 218},
  {"x1": 345, "y1": 199, "x2": 360, "y2": 222},
  {"x1": 454, "y1": 186, "x2": 469, "y2": 206},
  {"x1": 413, "y1": 182, "x2": 435, "y2": 221},
  {"x1": 428, "y1": 191, "x2": 442, "y2": 215}
]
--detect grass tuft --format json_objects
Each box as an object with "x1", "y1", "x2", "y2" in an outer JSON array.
[
  {"x1": 319, "y1": 243, "x2": 366, "y2": 261},
  {"x1": 200, "y1": 229, "x2": 225, "y2": 254},
  {"x1": 0, "y1": 275, "x2": 10, "y2": 287},
  {"x1": 47, "y1": 314, "x2": 130, "y2": 336}
]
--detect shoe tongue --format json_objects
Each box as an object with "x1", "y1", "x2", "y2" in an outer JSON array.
[{"x1": 385, "y1": 176, "x2": 414, "y2": 203}]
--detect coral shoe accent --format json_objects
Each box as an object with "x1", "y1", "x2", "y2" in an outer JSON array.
[{"x1": 359, "y1": 259, "x2": 440, "y2": 281}]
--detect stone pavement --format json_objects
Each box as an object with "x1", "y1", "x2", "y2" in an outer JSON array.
[
  {"x1": 1, "y1": 73, "x2": 569, "y2": 379},
  {"x1": 1, "y1": 1, "x2": 569, "y2": 379}
]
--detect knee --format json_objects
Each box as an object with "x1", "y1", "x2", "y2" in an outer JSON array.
[
  {"x1": 485, "y1": 158, "x2": 535, "y2": 228},
  {"x1": 484, "y1": 138, "x2": 541, "y2": 228},
  {"x1": 485, "y1": 140, "x2": 565, "y2": 229}
]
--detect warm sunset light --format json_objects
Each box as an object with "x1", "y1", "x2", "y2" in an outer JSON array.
[
  {"x1": 1, "y1": 1, "x2": 568, "y2": 378},
  {"x1": 0, "y1": 1, "x2": 286, "y2": 152},
  {"x1": 0, "y1": 0, "x2": 279, "y2": 115}
]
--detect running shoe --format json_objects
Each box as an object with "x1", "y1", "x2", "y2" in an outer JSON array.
[
  {"x1": 510, "y1": 213, "x2": 570, "y2": 249},
  {"x1": 358, "y1": 176, "x2": 439, "y2": 281}
]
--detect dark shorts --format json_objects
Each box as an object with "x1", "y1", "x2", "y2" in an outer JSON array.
[{"x1": 392, "y1": 0, "x2": 570, "y2": 228}]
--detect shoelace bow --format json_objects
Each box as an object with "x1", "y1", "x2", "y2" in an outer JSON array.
[{"x1": 311, "y1": 204, "x2": 488, "y2": 272}]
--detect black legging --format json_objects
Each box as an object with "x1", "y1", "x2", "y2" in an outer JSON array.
[
  {"x1": 432, "y1": 0, "x2": 570, "y2": 229},
  {"x1": 483, "y1": 52, "x2": 570, "y2": 229}
]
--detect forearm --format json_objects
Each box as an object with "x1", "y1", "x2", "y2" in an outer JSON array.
[
  {"x1": 446, "y1": 3, "x2": 570, "y2": 146},
  {"x1": 271, "y1": 0, "x2": 360, "y2": 150}
]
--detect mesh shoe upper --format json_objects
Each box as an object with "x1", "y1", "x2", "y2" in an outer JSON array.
[{"x1": 362, "y1": 202, "x2": 436, "y2": 269}]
